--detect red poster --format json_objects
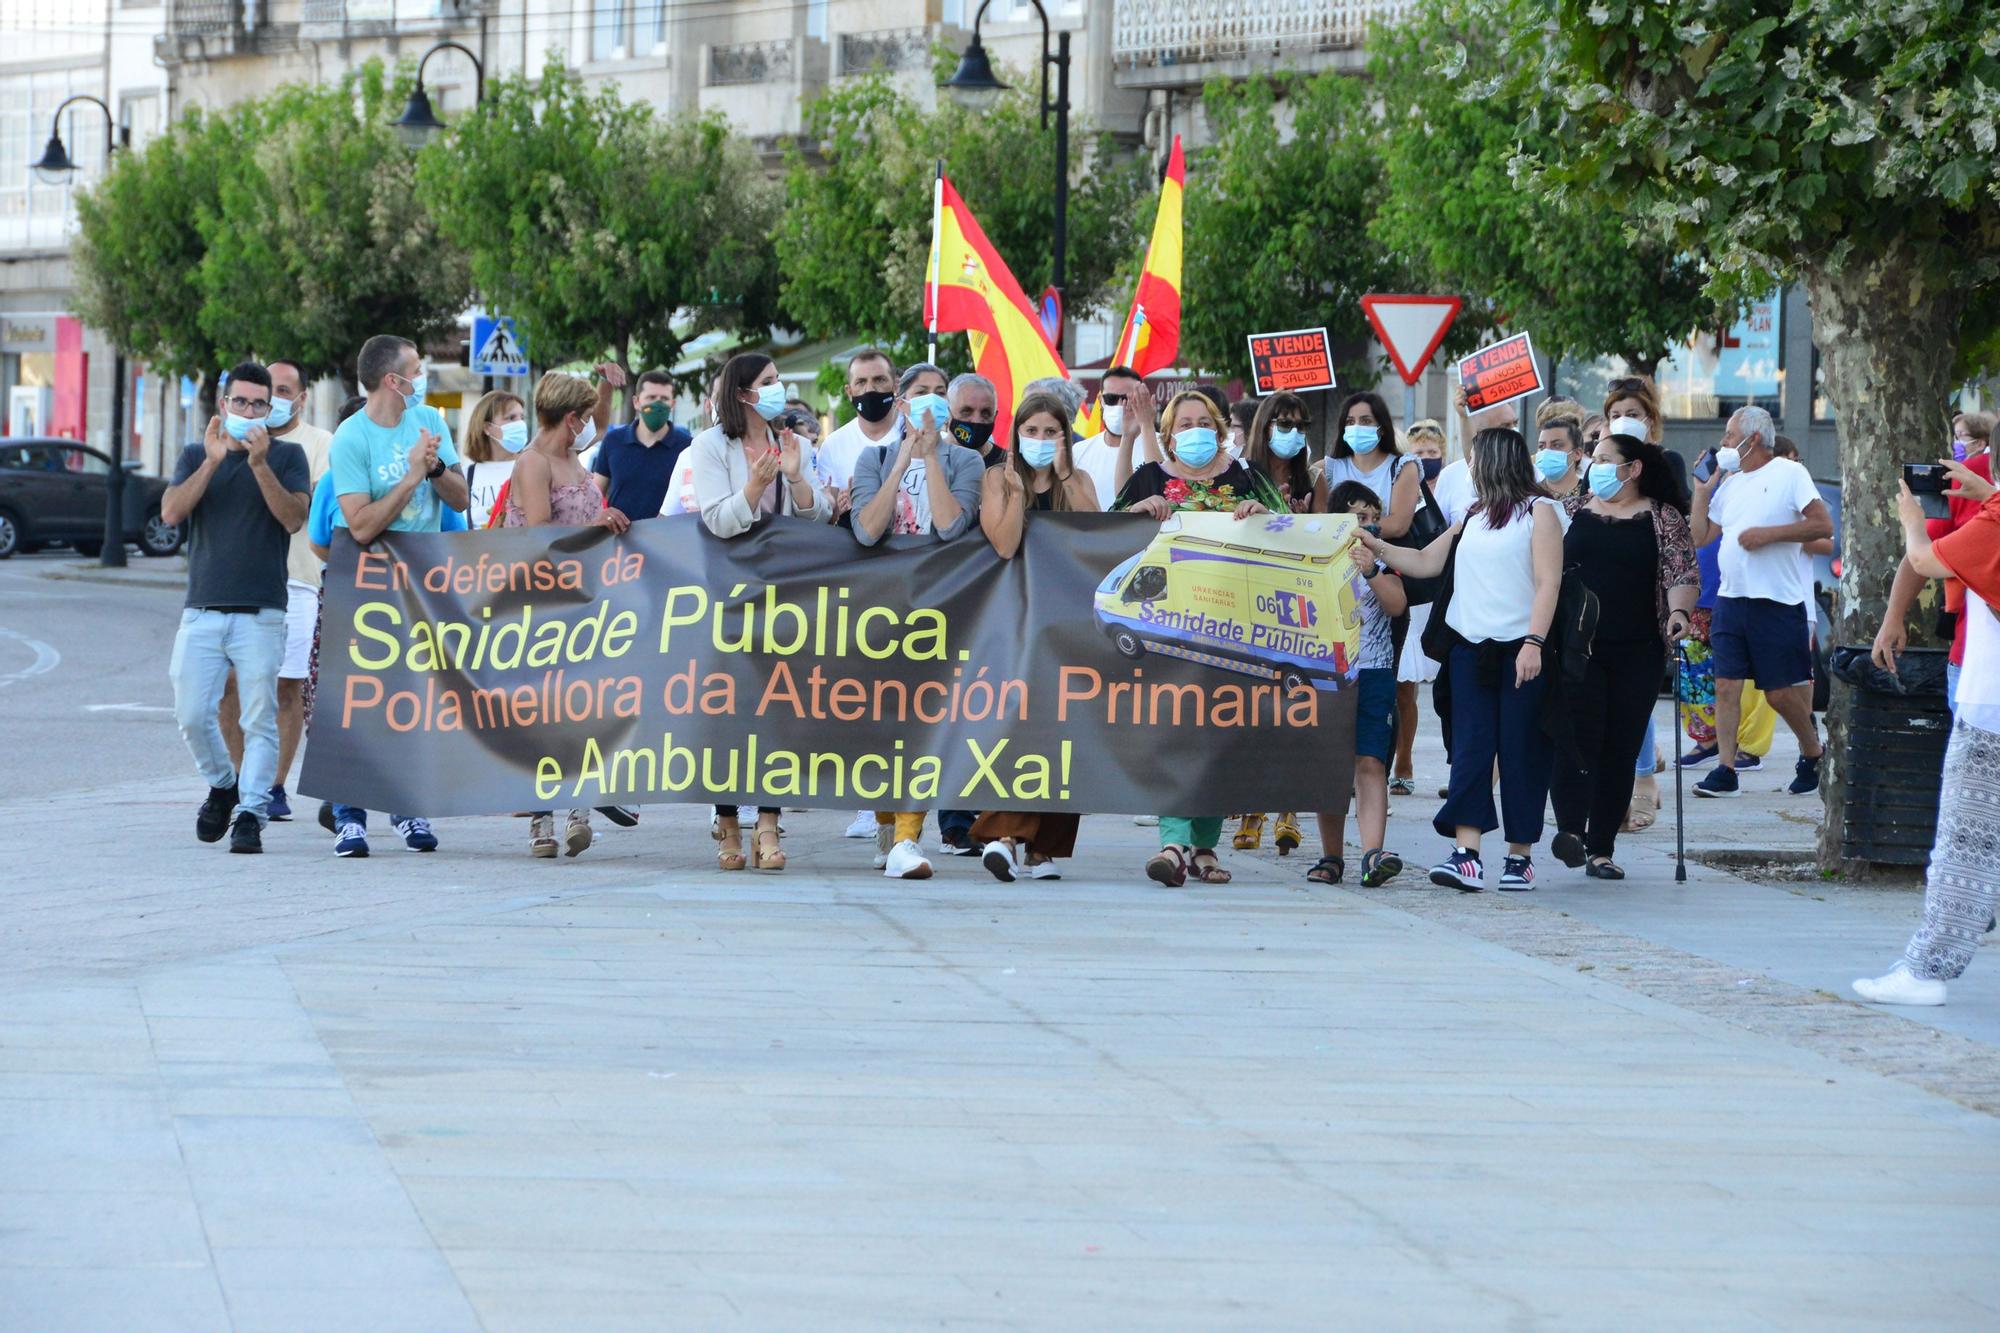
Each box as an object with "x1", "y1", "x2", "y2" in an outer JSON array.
[
  {"x1": 1456, "y1": 332, "x2": 1543, "y2": 413},
  {"x1": 1246, "y1": 327, "x2": 1335, "y2": 395}
]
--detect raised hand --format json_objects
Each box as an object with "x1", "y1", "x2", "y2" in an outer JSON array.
[
  {"x1": 777, "y1": 428, "x2": 803, "y2": 481},
  {"x1": 244, "y1": 423, "x2": 270, "y2": 467},
  {"x1": 203, "y1": 415, "x2": 228, "y2": 463},
  {"x1": 594, "y1": 362, "x2": 628, "y2": 389},
  {"x1": 1128, "y1": 381, "x2": 1156, "y2": 433},
  {"x1": 749, "y1": 446, "x2": 780, "y2": 488}
]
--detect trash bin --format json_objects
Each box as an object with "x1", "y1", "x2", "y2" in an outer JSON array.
[{"x1": 1829, "y1": 646, "x2": 1952, "y2": 865}]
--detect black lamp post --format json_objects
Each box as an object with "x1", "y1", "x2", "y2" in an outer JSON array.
[
  {"x1": 943, "y1": 0, "x2": 1070, "y2": 335},
  {"x1": 392, "y1": 41, "x2": 485, "y2": 150},
  {"x1": 33, "y1": 95, "x2": 131, "y2": 568}
]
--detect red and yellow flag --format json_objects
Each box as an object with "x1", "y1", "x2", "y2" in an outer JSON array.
[
  {"x1": 925, "y1": 173, "x2": 1067, "y2": 447},
  {"x1": 1078, "y1": 136, "x2": 1185, "y2": 437}
]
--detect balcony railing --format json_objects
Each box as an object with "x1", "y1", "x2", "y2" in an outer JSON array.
[
  {"x1": 836, "y1": 27, "x2": 931, "y2": 78},
  {"x1": 1112, "y1": 0, "x2": 1408, "y2": 67},
  {"x1": 165, "y1": 0, "x2": 237, "y2": 36},
  {"x1": 159, "y1": 0, "x2": 298, "y2": 61},
  {"x1": 708, "y1": 40, "x2": 794, "y2": 87}
]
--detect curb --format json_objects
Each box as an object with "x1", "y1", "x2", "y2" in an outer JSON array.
[{"x1": 36, "y1": 562, "x2": 185, "y2": 590}]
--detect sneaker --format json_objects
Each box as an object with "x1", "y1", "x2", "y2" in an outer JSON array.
[
  {"x1": 196, "y1": 783, "x2": 239, "y2": 843},
  {"x1": 563, "y1": 811, "x2": 592, "y2": 858},
  {"x1": 1676, "y1": 744, "x2": 1718, "y2": 769},
  {"x1": 1788, "y1": 752, "x2": 1822, "y2": 795},
  {"x1": 1550, "y1": 831, "x2": 1587, "y2": 869},
  {"x1": 1499, "y1": 855, "x2": 1535, "y2": 890},
  {"x1": 873, "y1": 823, "x2": 895, "y2": 868},
  {"x1": 393, "y1": 817, "x2": 438, "y2": 852},
  {"x1": 844, "y1": 811, "x2": 877, "y2": 838},
  {"x1": 317, "y1": 800, "x2": 336, "y2": 834},
  {"x1": 595, "y1": 805, "x2": 640, "y2": 828},
  {"x1": 227, "y1": 811, "x2": 262, "y2": 854},
  {"x1": 884, "y1": 839, "x2": 933, "y2": 880},
  {"x1": 939, "y1": 832, "x2": 980, "y2": 857},
  {"x1": 334, "y1": 823, "x2": 369, "y2": 858},
  {"x1": 1733, "y1": 752, "x2": 1762, "y2": 772},
  {"x1": 267, "y1": 785, "x2": 293, "y2": 821},
  {"x1": 1853, "y1": 963, "x2": 1946, "y2": 1007},
  {"x1": 1429, "y1": 847, "x2": 1484, "y2": 892},
  {"x1": 982, "y1": 841, "x2": 1019, "y2": 883},
  {"x1": 1694, "y1": 766, "x2": 1740, "y2": 799},
  {"x1": 529, "y1": 814, "x2": 557, "y2": 858},
  {"x1": 1025, "y1": 858, "x2": 1063, "y2": 880}
]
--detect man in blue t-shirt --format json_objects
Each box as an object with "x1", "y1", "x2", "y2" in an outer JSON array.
[
  {"x1": 325, "y1": 333, "x2": 470, "y2": 858},
  {"x1": 591, "y1": 369, "x2": 691, "y2": 519}
]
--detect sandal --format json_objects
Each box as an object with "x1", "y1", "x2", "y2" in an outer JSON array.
[
  {"x1": 529, "y1": 813, "x2": 557, "y2": 859},
  {"x1": 752, "y1": 825, "x2": 786, "y2": 872},
  {"x1": 563, "y1": 810, "x2": 592, "y2": 858},
  {"x1": 1232, "y1": 814, "x2": 1265, "y2": 851},
  {"x1": 1306, "y1": 855, "x2": 1343, "y2": 885},
  {"x1": 1190, "y1": 848, "x2": 1233, "y2": 884},
  {"x1": 1273, "y1": 814, "x2": 1302, "y2": 856},
  {"x1": 1389, "y1": 777, "x2": 1415, "y2": 797},
  {"x1": 1585, "y1": 856, "x2": 1625, "y2": 880},
  {"x1": 712, "y1": 816, "x2": 746, "y2": 871},
  {"x1": 1145, "y1": 844, "x2": 1189, "y2": 888},
  {"x1": 1359, "y1": 848, "x2": 1403, "y2": 888},
  {"x1": 1621, "y1": 796, "x2": 1658, "y2": 833}
]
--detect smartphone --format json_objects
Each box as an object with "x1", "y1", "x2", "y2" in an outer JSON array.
[
  {"x1": 1693, "y1": 448, "x2": 1715, "y2": 483},
  {"x1": 1904, "y1": 462, "x2": 1951, "y2": 519}
]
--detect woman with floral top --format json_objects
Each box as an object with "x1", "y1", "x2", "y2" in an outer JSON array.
[{"x1": 1115, "y1": 390, "x2": 1281, "y2": 886}]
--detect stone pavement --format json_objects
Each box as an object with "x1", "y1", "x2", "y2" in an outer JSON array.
[{"x1": 7, "y1": 702, "x2": 2000, "y2": 1330}]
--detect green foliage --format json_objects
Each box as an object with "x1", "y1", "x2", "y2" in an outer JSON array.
[
  {"x1": 1370, "y1": 1, "x2": 1725, "y2": 369},
  {"x1": 776, "y1": 73, "x2": 1148, "y2": 368},
  {"x1": 1179, "y1": 71, "x2": 1423, "y2": 383},
  {"x1": 419, "y1": 59, "x2": 780, "y2": 380}
]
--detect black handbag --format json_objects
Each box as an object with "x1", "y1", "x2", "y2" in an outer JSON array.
[
  {"x1": 1419, "y1": 528, "x2": 1466, "y2": 663},
  {"x1": 1399, "y1": 476, "x2": 1450, "y2": 606},
  {"x1": 1548, "y1": 564, "x2": 1600, "y2": 687}
]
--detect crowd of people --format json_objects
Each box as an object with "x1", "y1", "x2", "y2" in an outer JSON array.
[{"x1": 156, "y1": 334, "x2": 1999, "y2": 994}]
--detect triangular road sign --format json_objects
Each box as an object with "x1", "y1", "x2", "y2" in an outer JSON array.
[{"x1": 1360, "y1": 294, "x2": 1463, "y2": 386}]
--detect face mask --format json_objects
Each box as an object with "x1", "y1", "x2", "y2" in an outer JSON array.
[
  {"x1": 951, "y1": 418, "x2": 995, "y2": 451},
  {"x1": 1587, "y1": 462, "x2": 1627, "y2": 500},
  {"x1": 1019, "y1": 438, "x2": 1059, "y2": 469},
  {"x1": 1269, "y1": 427, "x2": 1307, "y2": 459},
  {"x1": 1534, "y1": 448, "x2": 1571, "y2": 482},
  {"x1": 1343, "y1": 424, "x2": 1380, "y2": 454},
  {"x1": 223, "y1": 412, "x2": 259, "y2": 442},
  {"x1": 1716, "y1": 446, "x2": 1743, "y2": 473},
  {"x1": 572, "y1": 416, "x2": 598, "y2": 453},
  {"x1": 400, "y1": 370, "x2": 428, "y2": 410},
  {"x1": 853, "y1": 389, "x2": 896, "y2": 423},
  {"x1": 1102, "y1": 404, "x2": 1126, "y2": 437},
  {"x1": 495, "y1": 420, "x2": 529, "y2": 453},
  {"x1": 1174, "y1": 427, "x2": 1219, "y2": 468},
  {"x1": 1419, "y1": 457, "x2": 1444, "y2": 482},
  {"x1": 1952, "y1": 438, "x2": 1969, "y2": 462},
  {"x1": 906, "y1": 393, "x2": 950, "y2": 431},
  {"x1": 639, "y1": 401, "x2": 674, "y2": 432},
  {"x1": 747, "y1": 383, "x2": 787, "y2": 422},
  {"x1": 1608, "y1": 415, "x2": 1647, "y2": 441},
  {"x1": 265, "y1": 395, "x2": 294, "y2": 430}
]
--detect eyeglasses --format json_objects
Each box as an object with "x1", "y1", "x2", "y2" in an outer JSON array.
[
  {"x1": 224, "y1": 397, "x2": 271, "y2": 416},
  {"x1": 1273, "y1": 418, "x2": 1309, "y2": 432},
  {"x1": 1099, "y1": 392, "x2": 1129, "y2": 406}
]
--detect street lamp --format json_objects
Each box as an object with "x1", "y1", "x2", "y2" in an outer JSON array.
[
  {"x1": 943, "y1": 0, "x2": 1071, "y2": 329},
  {"x1": 33, "y1": 94, "x2": 132, "y2": 569},
  {"x1": 393, "y1": 41, "x2": 485, "y2": 150}
]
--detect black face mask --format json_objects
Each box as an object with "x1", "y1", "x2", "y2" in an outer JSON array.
[
  {"x1": 852, "y1": 389, "x2": 896, "y2": 423},
  {"x1": 1419, "y1": 457, "x2": 1444, "y2": 482},
  {"x1": 951, "y1": 418, "x2": 995, "y2": 451}
]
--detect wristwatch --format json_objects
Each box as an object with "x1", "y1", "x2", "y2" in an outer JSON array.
[{"x1": 426, "y1": 459, "x2": 447, "y2": 480}]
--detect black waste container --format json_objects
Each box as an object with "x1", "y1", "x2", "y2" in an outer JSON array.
[{"x1": 1830, "y1": 646, "x2": 1951, "y2": 865}]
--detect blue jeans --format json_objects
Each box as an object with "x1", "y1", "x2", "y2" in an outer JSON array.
[
  {"x1": 1634, "y1": 714, "x2": 1657, "y2": 774},
  {"x1": 169, "y1": 607, "x2": 286, "y2": 825},
  {"x1": 1435, "y1": 642, "x2": 1552, "y2": 846},
  {"x1": 1948, "y1": 661, "x2": 1961, "y2": 712}
]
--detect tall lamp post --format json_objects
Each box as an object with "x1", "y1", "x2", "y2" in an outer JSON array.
[
  {"x1": 33, "y1": 96, "x2": 130, "y2": 568},
  {"x1": 942, "y1": 0, "x2": 1070, "y2": 333},
  {"x1": 391, "y1": 41, "x2": 485, "y2": 150}
]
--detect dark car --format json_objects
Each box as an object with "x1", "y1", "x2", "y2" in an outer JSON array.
[{"x1": 0, "y1": 438, "x2": 184, "y2": 559}]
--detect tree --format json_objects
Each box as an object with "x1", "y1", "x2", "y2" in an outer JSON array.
[
  {"x1": 1498, "y1": 0, "x2": 2000, "y2": 864},
  {"x1": 776, "y1": 73, "x2": 1147, "y2": 368},
  {"x1": 419, "y1": 59, "x2": 780, "y2": 387},
  {"x1": 199, "y1": 62, "x2": 470, "y2": 388},
  {"x1": 1370, "y1": 1, "x2": 1722, "y2": 371},
  {"x1": 1179, "y1": 71, "x2": 1429, "y2": 384}
]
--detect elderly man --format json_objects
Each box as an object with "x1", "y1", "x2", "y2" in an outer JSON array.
[
  {"x1": 1690, "y1": 405, "x2": 1833, "y2": 798},
  {"x1": 945, "y1": 372, "x2": 1004, "y2": 470}
]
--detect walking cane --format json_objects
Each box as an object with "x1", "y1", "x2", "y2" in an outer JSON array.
[{"x1": 1672, "y1": 639, "x2": 1688, "y2": 883}]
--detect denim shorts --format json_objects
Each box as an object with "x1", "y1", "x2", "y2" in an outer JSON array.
[
  {"x1": 1710, "y1": 596, "x2": 1811, "y2": 692},
  {"x1": 1354, "y1": 666, "x2": 1397, "y2": 762}
]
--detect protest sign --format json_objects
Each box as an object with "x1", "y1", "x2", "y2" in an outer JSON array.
[
  {"x1": 1247, "y1": 328, "x2": 1336, "y2": 395},
  {"x1": 300, "y1": 514, "x2": 1362, "y2": 817},
  {"x1": 1456, "y1": 332, "x2": 1544, "y2": 413}
]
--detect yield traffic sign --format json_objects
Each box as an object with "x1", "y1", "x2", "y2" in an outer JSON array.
[{"x1": 1359, "y1": 294, "x2": 1463, "y2": 387}]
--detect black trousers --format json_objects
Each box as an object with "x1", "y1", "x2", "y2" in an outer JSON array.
[{"x1": 1549, "y1": 637, "x2": 1664, "y2": 858}]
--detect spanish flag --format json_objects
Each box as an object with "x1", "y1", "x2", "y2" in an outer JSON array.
[
  {"x1": 1078, "y1": 136, "x2": 1185, "y2": 436},
  {"x1": 925, "y1": 172, "x2": 1067, "y2": 446}
]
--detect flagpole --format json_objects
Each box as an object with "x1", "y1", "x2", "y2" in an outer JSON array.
[{"x1": 928, "y1": 160, "x2": 944, "y2": 365}]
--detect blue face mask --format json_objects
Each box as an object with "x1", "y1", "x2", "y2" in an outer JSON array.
[
  {"x1": 1420, "y1": 457, "x2": 1444, "y2": 482},
  {"x1": 497, "y1": 420, "x2": 529, "y2": 453},
  {"x1": 1588, "y1": 461, "x2": 1627, "y2": 500},
  {"x1": 1343, "y1": 424, "x2": 1380, "y2": 454},
  {"x1": 1174, "y1": 427, "x2": 1219, "y2": 468},
  {"x1": 906, "y1": 393, "x2": 950, "y2": 431},
  {"x1": 265, "y1": 395, "x2": 294, "y2": 430},
  {"x1": 1019, "y1": 438, "x2": 1059, "y2": 469},
  {"x1": 401, "y1": 370, "x2": 428, "y2": 410},
  {"x1": 1534, "y1": 448, "x2": 1571, "y2": 481},
  {"x1": 1269, "y1": 428, "x2": 1307, "y2": 459},
  {"x1": 748, "y1": 383, "x2": 787, "y2": 422},
  {"x1": 223, "y1": 412, "x2": 259, "y2": 442}
]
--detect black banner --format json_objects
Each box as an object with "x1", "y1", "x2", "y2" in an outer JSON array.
[{"x1": 299, "y1": 512, "x2": 1362, "y2": 817}]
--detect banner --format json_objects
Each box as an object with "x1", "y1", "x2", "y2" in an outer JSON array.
[{"x1": 299, "y1": 513, "x2": 1363, "y2": 818}]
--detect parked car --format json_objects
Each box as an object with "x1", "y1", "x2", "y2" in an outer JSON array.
[{"x1": 0, "y1": 438, "x2": 183, "y2": 559}]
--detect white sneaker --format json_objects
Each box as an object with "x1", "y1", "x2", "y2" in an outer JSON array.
[
  {"x1": 1853, "y1": 964, "x2": 1946, "y2": 1006},
  {"x1": 884, "y1": 839, "x2": 933, "y2": 880},
  {"x1": 844, "y1": 811, "x2": 877, "y2": 838},
  {"x1": 982, "y1": 841, "x2": 1018, "y2": 883},
  {"x1": 872, "y1": 823, "x2": 895, "y2": 868},
  {"x1": 1025, "y1": 858, "x2": 1063, "y2": 880},
  {"x1": 1132, "y1": 815, "x2": 1160, "y2": 827}
]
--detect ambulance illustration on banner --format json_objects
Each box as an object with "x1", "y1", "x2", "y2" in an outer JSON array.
[{"x1": 1092, "y1": 512, "x2": 1366, "y2": 692}]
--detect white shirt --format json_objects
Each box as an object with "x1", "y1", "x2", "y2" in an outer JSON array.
[
  {"x1": 1433, "y1": 458, "x2": 1477, "y2": 526},
  {"x1": 1072, "y1": 431, "x2": 1145, "y2": 509},
  {"x1": 814, "y1": 414, "x2": 902, "y2": 491},
  {"x1": 658, "y1": 452, "x2": 700, "y2": 517},
  {"x1": 464, "y1": 459, "x2": 515, "y2": 531},
  {"x1": 280, "y1": 423, "x2": 333, "y2": 587},
  {"x1": 1707, "y1": 457, "x2": 1821, "y2": 605},
  {"x1": 1961, "y1": 589, "x2": 2000, "y2": 733},
  {"x1": 1322, "y1": 451, "x2": 1416, "y2": 511},
  {"x1": 1445, "y1": 496, "x2": 1560, "y2": 644}
]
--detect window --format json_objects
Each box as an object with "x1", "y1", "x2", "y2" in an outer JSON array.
[
  {"x1": 62, "y1": 447, "x2": 109, "y2": 475},
  {"x1": 635, "y1": 0, "x2": 666, "y2": 50},
  {"x1": 591, "y1": 0, "x2": 627, "y2": 61},
  {"x1": 1558, "y1": 298, "x2": 1785, "y2": 423},
  {"x1": 1126, "y1": 566, "x2": 1166, "y2": 602}
]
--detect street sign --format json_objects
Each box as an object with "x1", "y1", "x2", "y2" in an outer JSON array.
[
  {"x1": 1038, "y1": 286, "x2": 1063, "y2": 347},
  {"x1": 1360, "y1": 294, "x2": 1462, "y2": 387},
  {"x1": 1245, "y1": 327, "x2": 1335, "y2": 394},
  {"x1": 471, "y1": 315, "x2": 529, "y2": 377},
  {"x1": 1456, "y1": 332, "x2": 1544, "y2": 413}
]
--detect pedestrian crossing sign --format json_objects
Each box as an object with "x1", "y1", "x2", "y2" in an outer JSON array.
[{"x1": 471, "y1": 316, "x2": 528, "y2": 376}]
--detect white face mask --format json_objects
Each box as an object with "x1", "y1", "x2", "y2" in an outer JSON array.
[
  {"x1": 1102, "y1": 404, "x2": 1125, "y2": 437},
  {"x1": 1608, "y1": 416, "x2": 1648, "y2": 441},
  {"x1": 572, "y1": 416, "x2": 598, "y2": 453},
  {"x1": 1716, "y1": 445, "x2": 1743, "y2": 473}
]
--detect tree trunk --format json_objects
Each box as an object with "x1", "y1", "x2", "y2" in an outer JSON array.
[{"x1": 1799, "y1": 246, "x2": 1966, "y2": 871}]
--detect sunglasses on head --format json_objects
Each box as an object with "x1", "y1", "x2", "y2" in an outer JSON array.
[{"x1": 1607, "y1": 377, "x2": 1645, "y2": 394}]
